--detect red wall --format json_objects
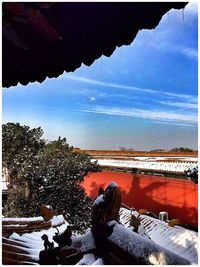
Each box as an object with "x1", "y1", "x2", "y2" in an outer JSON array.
[{"x1": 82, "y1": 170, "x2": 198, "y2": 227}]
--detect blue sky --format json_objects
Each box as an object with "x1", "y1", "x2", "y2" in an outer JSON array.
[{"x1": 3, "y1": 2, "x2": 198, "y2": 150}]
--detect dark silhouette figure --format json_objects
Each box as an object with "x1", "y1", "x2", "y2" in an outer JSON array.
[
  {"x1": 41, "y1": 234, "x2": 54, "y2": 251},
  {"x1": 53, "y1": 226, "x2": 72, "y2": 248},
  {"x1": 91, "y1": 183, "x2": 121, "y2": 260},
  {"x1": 39, "y1": 235, "x2": 57, "y2": 264}
]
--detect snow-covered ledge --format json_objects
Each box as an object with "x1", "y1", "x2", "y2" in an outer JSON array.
[{"x1": 107, "y1": 221, "x2": 191, "y2": 265}]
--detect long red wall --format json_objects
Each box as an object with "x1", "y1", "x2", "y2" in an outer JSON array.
[{"x1": 82, "y1": 170, "x2": 198, "y2": 227}]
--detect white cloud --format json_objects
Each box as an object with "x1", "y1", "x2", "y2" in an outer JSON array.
[
  {"x1": 80, "y1": 105, "x2": 198, "y2": 125},
  {"x1": 163, "y1": 91, "x2": 197, "y2": 103},
  {"x1": 65, "y1": 75, "x2": 155, "y2": 93},
  {"x1": 89, "y1": 96, "x2": 96, "y2": 101},
  {"x1": 151, "y1": 121, "x2": 197, "y2": 127},
  {"x1": 157, "y1": 100, "x2": 198, "y2": 109},
  {"x1": 180, "y1": 47, "x2": 198, "y2": 58},
  {"x1": 63, "y1": 74, "x2": 197, "y2": 103},
  {"x1": 146, "y1": 41, "x2": 198, "y2": 60}
]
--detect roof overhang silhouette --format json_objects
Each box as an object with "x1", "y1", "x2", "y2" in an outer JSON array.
[{"x1": 2, "y1": 2, "x2": 188, "y2": 88}]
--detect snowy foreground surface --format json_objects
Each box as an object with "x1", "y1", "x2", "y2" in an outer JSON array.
[
  {"x1": 4, "y1": 210, "x2": 198, "y2": 265},
  {"x1": 119, "y1": 208, "x2": 198, "y2": 265},
  {"x1": 93, "y1": 158, "x2": 198, "y2": 173}
]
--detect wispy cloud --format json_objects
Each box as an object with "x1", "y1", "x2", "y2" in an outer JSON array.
[
  {"x1": 171, "y1": 45, "x2": 197, "y2": 59},
  {"x1": 64, "y1": 75, "x2": 156, "y2": 94},
  {"x1": 163, "y1": 91, "x2": 197, "y2": 103},
  {"x1": 146, "y1": 40, "x2": 198, "y2": 60},
  {"x1": 151, "y1": 121, "x2": 197, "y2": 127},
  {"x1": 157, "y1": 100, "x2": 198, "y2": 109},
  {"x1": 180, "y1": 47, "x2": 198, "y2": 59},
  {"x1": 80, "y1": 105, "x2": 197, "y2": 125},
  {"x1": 63, "y1": 74, "x2": 197, "y2": 103}
]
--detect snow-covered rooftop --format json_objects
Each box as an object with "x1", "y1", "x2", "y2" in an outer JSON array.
[
  {"x1": 119, "y1": 207, "x2": 198, "y2": 264},
  {"x1": 2, "y1": 209, "x2": 198, "y2": 265},
  {"x1": 2, "y1": 217, "x2": 44, "y2": 223},
  {"x1": 93, "y1": 159, "x2": 198, "y2": 174}
]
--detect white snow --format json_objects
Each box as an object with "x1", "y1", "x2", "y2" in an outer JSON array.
[
  {"x1": 108, "y1": 221, "x2": 190, "y2": 265},
  {"x1": 9, "y1": 232, "x2": 22, "y2": 240},
  {"x1": 132, "y1": 157, "x2": 198, "y2": 162},
  {"x1": 93, "y1": 159, "x2": 198, "y2": 173},
  {"x1": 72, "y1": 231, "x2": 96, "y2": 252},
  {"x1": 9, "y1": 223, "x2": 68, "y2": 249},
  {"x1": 92, "y1": 258, "x2": 104, "y2": 265},
  {"x1": 119, "y1": 207, "x2": 198, "y2": 264},
  {"x1": 76, "y1": 253, "x2": 96, "y2": 265},
  {"x1": 2, "y1": 217, "x2": 44, "y2": 222},
  {"x1": 51, "y1": 215, "x2": 65, "y2": 226},
  {"x1": 2, "y1": 181, "x2": 8, "y2": 190},
  {"x1": 3, "y1": 224, "x2": 29, "y2": 228},
  {"x1": 137, "y1": 224, "x2": 149, "y2": 238},
  {"x1": 5, "y1": 211, "x2": 197, "y2": 265}
]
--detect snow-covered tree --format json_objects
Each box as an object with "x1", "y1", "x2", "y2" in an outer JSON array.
[
  {"x1": 2, "y1": 122, "x2": 45, "y2": 183},
  {"x1": 3, "y1": 124, "x2": 101, "y2": 232}
]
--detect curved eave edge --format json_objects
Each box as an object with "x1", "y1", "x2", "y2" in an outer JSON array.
[{"x1": 3, "y1": 3, "x2": 188, "y2": 88}]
